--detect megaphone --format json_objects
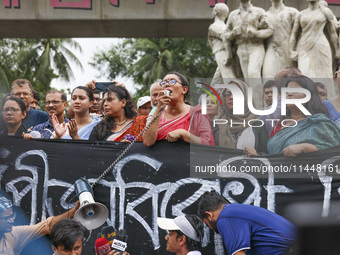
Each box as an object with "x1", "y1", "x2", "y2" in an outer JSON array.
[{"x1": 74, "y1": 178, "x2": 109, "y2": 230}]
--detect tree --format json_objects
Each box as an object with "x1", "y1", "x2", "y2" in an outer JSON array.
[
  {"x1": 0, "y1": 39, "x2": 24, "y2": 94},
  {"x1": 18, "y1": 38, "x2": 83, "y2": 92},
  {"x1": 0, "y1": 38, "x2": 83, "y2": 98},
  {"x1": 90, "y1": 38, "x2": 217, "y2": 97}
]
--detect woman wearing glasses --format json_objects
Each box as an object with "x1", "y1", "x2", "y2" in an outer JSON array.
[
  {"x1": 268, "y1": 75, "x2": 340, "y2": 157},
  {"x1": 217, "y1": 79, "x2": 268, "y2": 156},
  {"x1": 0, "y1": 96, "x2": 27, "y2": 136},
  {"x1": 143, "y1": 71, "x2": 214, "y2": 146}
]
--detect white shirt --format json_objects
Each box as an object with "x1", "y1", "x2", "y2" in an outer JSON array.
[{"x1": 187, "y1": 251, "x2": 202, "y2": 255}]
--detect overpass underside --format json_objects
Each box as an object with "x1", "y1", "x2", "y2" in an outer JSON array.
[{"x1": 0, "y1": 0, "x2": 339, "y2": 38}]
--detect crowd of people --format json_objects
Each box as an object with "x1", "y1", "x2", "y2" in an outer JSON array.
[
  {"x1": 3, "y1": 66, "x2": 339, "y2": 253},
  {"x1": 2, "y1": 65, "x2": 340, "y2": 157},
  {"x1": 0, "y1": 190, "x2": 297, "y2": 255}
]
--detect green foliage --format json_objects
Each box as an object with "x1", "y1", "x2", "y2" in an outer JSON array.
[
  {"x1": 0, "y1": 38, "x2": 83, "y2": 99},
  {"x1": 90, "y1": 38, "x2": 217, "y2": 97}
]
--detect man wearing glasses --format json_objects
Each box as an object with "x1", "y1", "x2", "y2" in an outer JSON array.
[
  {"x1": 31, "y1": 90, "x2": 69, "y2": 139},
  {"x1": 0, "y1": 79, "x2": 49, "y2": 131},
  {"x1": 0, "y1": 196, "x2": 80, "y2": 255}
]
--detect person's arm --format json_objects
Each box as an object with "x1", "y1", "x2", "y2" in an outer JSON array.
[
  {"x1": 233, "y1": 251, "x2": 246, "y2": 255},
  {"x1": 283, "y1": 143, "x2": 318, "y2": 157},
  {"x1": 251, "y1": 14, "x2": 273, "y2": 39},
  {"x1": 85, "y1": 80, "x2": 96, "y2": 91},
  {"x1": 221, "y1": 35, "x2": 233, "y2": 66},
  {"x1": 208, "y1": 26, "x2": 221, "y2": 41},
  {"x1": 252, "y1": 25, "x2": 273, "y2": 39},
  {"x1": 190, "y1": 110, "x2": 215, "y2": 146},
  {"x1": 325, "y1": 15, "x2": 340, "y2": 59},
  {"x1": 143, "y1": 93, "x2": 170, "y2": 147},
  {"x1": 22, "y1": 132, "x2": 34, "y2": 140},
  {"x1": 109, "y1": 251, "x2": 130, "y2": 255},
  {"x1": 234, "y1": 251, "x2": 246, "y2": 255},
  {"x1": 166, "y1": 129, "x2": 202, "y2": 144},
  {"x1": 49, "y1": 201, "x2": 80, "y2": 230},
  {"x1": 68, "y1": 119, "x2": 81, "y2": 140},
  {"x1": 67, "y1": 107, "x2": 74, "y2": 119},
  {"x1": 244, "y1": 147, "x2": 258, "y2": 157},
  {"x1": 50, "y1": 114, "x2": 67, "y2": 139},
  {"x1": 224, "y1": 14, "x2": 238, "y2": 41},
  {"x1": 289, "y1": 13, "x2": 301, "y2": 61}
]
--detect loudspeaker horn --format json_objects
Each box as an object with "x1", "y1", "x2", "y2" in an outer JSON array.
[{"x1": 74, "y1": 178, "x2": 109, "y2": 230}]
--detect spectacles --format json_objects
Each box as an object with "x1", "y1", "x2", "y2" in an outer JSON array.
[
  {"x1": 3, "y1": 107, "x2": 21, "y2": 114},
  {"x1": 12, "y1": 92, "x2": 31, "y2": 97},
  {"x1": 45, "y1": 100, "x2": 65, "y2": 105},
  {"x1": 159, "y1": 79, "x2": 181, "y2": 87},
  {"x1": 223, "y1": 91, "x2": 232, "y2": 98},
  {"x1": 0, "y1": 212, "x2": 16, "y2": 223}
]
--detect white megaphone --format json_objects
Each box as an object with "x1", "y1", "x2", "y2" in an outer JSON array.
[{"x1": 74, "y1": 178, "x2": 109, "y2": 230}]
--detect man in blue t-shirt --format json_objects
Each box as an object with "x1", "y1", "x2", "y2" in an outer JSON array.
[{"x1": 197, "y1": 191, "x2": 296, "y2": 255}]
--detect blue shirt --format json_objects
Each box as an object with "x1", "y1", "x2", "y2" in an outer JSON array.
[
  {"x1": 217, "y1": 204, "x2": 296, "y2": 255},
  {"x1": 322, "y1": 100, "x2": 340, "y2": 127},
  {"x1": 32, "y1": 117, "x2": 69, "y2": 139},
  {"x1": 23, "y1": 108, "x2": 49, "y2": 129}
]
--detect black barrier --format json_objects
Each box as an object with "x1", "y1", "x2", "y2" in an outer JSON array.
[{"x1": 1, "y1": 135, "x2": 340, "y2": 254}]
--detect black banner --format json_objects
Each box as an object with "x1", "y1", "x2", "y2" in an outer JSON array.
[{"x1": 1, "y1": 135, "x2": 340, "y2": 254}]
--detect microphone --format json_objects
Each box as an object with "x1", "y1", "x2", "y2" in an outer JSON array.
[
  {"x1": 111, "y1": 229, "x2": 128, "y2": 254},
  {"x1": 29, "y1": 131, "x2": 42, "y2": 138},
  {"x1": 95, "y1": 237, "x2": 111, "y2": 255},
  {"x1": 100, "y1": 226, "x2": 117, "y2": 245}
]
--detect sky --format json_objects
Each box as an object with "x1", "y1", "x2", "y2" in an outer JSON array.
[{"x1": 50, "y1": 38, "x2": 136, "y2": 97}]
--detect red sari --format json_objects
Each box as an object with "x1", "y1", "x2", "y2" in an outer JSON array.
[
  {"x1": 106, "y1": 115, "x2": 147, "y2": 142},
  {"x1": 148, "y1": 105, "x2": 215, "y2": 146}
]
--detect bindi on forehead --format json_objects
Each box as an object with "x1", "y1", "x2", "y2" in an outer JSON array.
[{"x1": 164, "y1": 74, "x2": 180, "y2": 81}]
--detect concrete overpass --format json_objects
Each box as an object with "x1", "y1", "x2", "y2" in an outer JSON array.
[{"x1": 0, "y1": 0, "x2": 340, "y2": 38}]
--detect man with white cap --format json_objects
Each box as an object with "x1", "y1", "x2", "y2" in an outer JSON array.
[
  {"x1": 137, "y1": 96, "x2": 152, "y2": 116},
  {"x1": 157, "y1": 214, "x2": 204, "y2": 255},
  {"x1": 0, "y1": 195, "x2": 79, "y2": 255}
]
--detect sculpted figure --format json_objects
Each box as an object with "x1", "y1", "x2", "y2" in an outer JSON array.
[
  {"x1": 290, "y1": 0, "x2": 340, "y2": 96},
  {"x1": 208, "y1": 3, "x2": 235, "y2": 85},
  {"x1": 224, "y1": 0, "x2": 273, "y2": 79},
  {"x1": 320, "y1": 0, "x2": 339, "y2": 31},
  {"x1": 224, "y1": 0, "x2": 273, "y2": 104},
  {"x1": 262, "y1": 0, "x2": 299, "y2": 79}
]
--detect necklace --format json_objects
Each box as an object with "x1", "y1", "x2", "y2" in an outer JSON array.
[{"x1": 116, "y1": 118, "x2": 128, "y2": 126}]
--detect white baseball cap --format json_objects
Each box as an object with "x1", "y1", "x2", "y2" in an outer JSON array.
[
  {"x1": 157, "y1": 215, "x2": 201, "y2": 242},
  {"x1": 137, "y1": 96, "x2": 151, "y2": 109}
]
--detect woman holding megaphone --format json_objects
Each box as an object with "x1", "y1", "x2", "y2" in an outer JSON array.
[{"x1": 143, "y1": 71, "x2": 214, "y2": 146}]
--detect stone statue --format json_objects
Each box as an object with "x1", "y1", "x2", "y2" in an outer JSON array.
[
  {"x1": 224, "y1": 0, "x2": 273, "y2": 104},
  {"x1": 208, "y1": 3, "x2": 235, "y2": 85},
  {"x1": 224, "y1": 0, "x2": 273, "y2": 79},
  {"x1": 262, "y1": 0, "x2": 299, "y2": 79},
  {"x1": 290, "y1": 0, "x2": 340, "y2": 96},
  {"x1": 320, "y1": 0, "x2": 339, "y2": 31}
]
